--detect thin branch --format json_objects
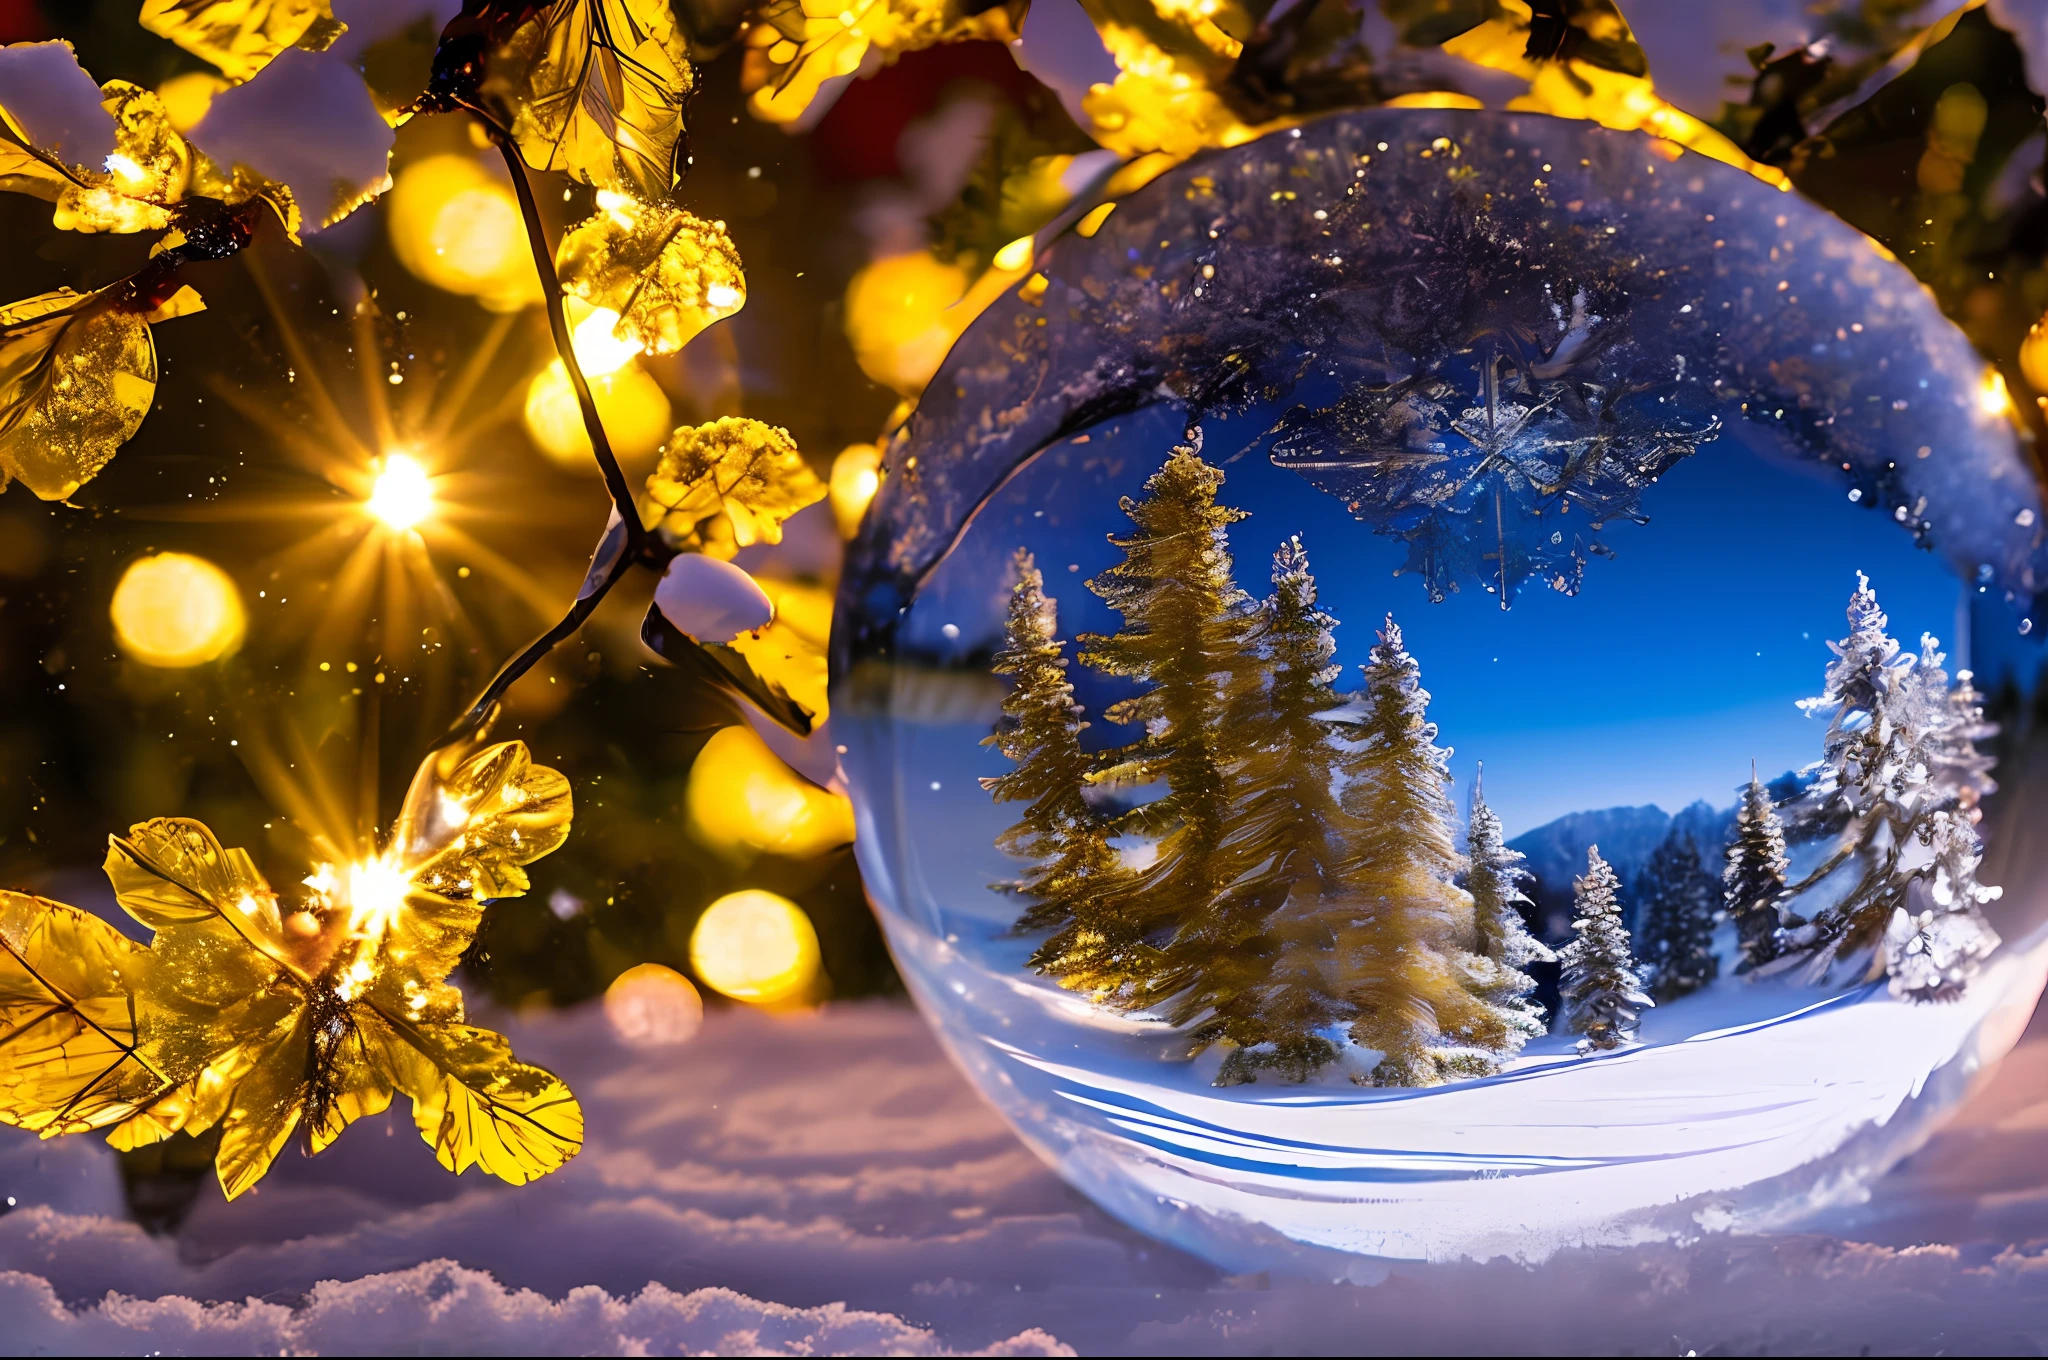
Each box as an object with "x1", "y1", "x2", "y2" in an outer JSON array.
[{"x1": 496, "y1": 137, "x2": 644, "y2": 553}]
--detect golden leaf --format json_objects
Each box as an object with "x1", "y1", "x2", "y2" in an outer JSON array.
[
  {"x1": 0, "y1": 738, "x2": 578, "y2": 1199},
  {"x1": 0, "y1": 892, "x2": 164, "y2": 1136},
  {"x1": 487, "y1": 0, "x2": 696, "y2": 200},
  {"x1": 371, "y1": 1014, "x2": 583, "y2": 1183},
  {"x1": 0, "y1": 287, "x2": 160, "y2": 501},
  {"x1": 52, "y1": 82, "x2": 191, "y2": 233},
  {"x1": 645, "y1": 417, "x2": 825, "y2": 558},
  {"x1": 140, "y1": 0, "x2": 343, "y2": 83},
  {"x1": 556, "y1": 191, "x2": 745, "y2": 356},
  {"x1": 729, "y1": 577, "x2": 831, "y2": 725},
  {"x1": 745, "y1": 0, "x2": 1023, "y2": 125}
]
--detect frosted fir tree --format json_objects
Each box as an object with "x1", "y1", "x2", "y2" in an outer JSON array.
[
  {"x1": 1636, "y1": 829, "x2": 1718, "y2": 1003},
  {"x1": 1334, "y1": 618, "x2": 1517, "y2": 1086},
  {"x1": 1907, "y1": 634, "x2": 1998, "y2": 817},
  {"x1": 1884, "y1": 810, "x2": 2002, "y2": 1003},
  {"x1": 1071, "y1": 436, "x2": 1259, "y2": 1001},
  {"x1": 1557, "y1": 847, "x2": 1652, "y2": 1054},
  {"x1": 1789, "y1": 575, "x2": 1936, "y2": 975},
  {"x1": 1183, "y1": 538, "x2": 1366, "y2": 1085},
  {"x1": 1725, "y1": 765, "x2": 1791, "y2": 973},
  {"x1": 1463, "y1": 766, "x2": 1552, "y2": 1047},
  {"x1": 981, "y1": 552, "x2": 1128, "y2": 984}
]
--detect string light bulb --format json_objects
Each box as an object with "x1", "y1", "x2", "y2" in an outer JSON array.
[
  {"x1": 689, "y1": 890, "x2": 823, "y2": 1005},
  {"x1": 367, "y1": 452, "x2": 435, "y2": 531}
]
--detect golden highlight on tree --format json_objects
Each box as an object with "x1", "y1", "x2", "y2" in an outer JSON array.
[{"x1": 0, "y1": 735, "x2": 580, "y2": 1199}]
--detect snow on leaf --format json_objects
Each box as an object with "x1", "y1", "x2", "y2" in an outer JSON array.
[
  {"x1": 0, "y1": 892, "x2": 164, "y2": 1137},
  {"x1": 484, "y1": 0, "x2": 696, "y2": 201},
  {"x1": 187, "y1": 46, "x2": 393, "y2": 230},
  {"x1": 51, "y1": 82, "x2": 191, "y2": 233},
  {"x1": 556, "y1": 191, "x2": 745, "y2": 356},
  {"x1": 645, "y1": 416, "x2": 825, "y2": 558},
  {"x1": 0, "y1": 740, "x2": 579, "y2": 1200},
  {"x1": 0, "y1": 41, "x2": 117, "y2": 203},
  {"x1": 0, "y1": 287, "x2": 166, "y2": 501},
  {"x1": 140, "y1": 0, "x2": 345, "y2": 83}
]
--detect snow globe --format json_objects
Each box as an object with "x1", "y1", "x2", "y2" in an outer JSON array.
[{"x1": 830, "y1": 110, "x2": 2048, "y2": 1273}]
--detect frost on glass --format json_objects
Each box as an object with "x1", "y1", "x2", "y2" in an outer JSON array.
[{"x1": 831, "y1": 111, "x2": 2048, "y2": 1273}]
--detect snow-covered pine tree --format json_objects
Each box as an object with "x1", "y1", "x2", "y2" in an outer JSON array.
[
  {"x1": 1557, "y1": 847, "x2": 1652, "y2": 1054},
  {"x1": 982, "y1": 551, "x2": 1129, "y2": 989},
  {"x1": 1790, "y1": 575, "x2": 1936, "y2": 975},
  {"x1": 1181, "y1": 537, "x2": 1365, "y2": 1085},
  {"x1": 1637, "y1": 828, "x2": 1718, "y2": 1003},
  {"x1": 1725, "y1": 764, "x2": 1791, "y2": 973},
  {"x1": 1334, "y1": 617, "x2": 1515, "y2": 1086},
  {"x1": 1464, "y1": 766, "x2": 1552, "y2": 1048},
  {"x1": 1074, "y1": 435, "x2": 1259, "y2": 1002},
  {"x1": 1907, "y1": 634, "x2": 1998, "y2": 816},
  {"x1": 1883, "y1": 809, "x2": 2002, "y2": 1002}
]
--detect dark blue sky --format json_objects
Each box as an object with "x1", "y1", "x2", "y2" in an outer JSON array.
[{"x1": 913, "y1": 401, "x2": 2033, "y2": 838}]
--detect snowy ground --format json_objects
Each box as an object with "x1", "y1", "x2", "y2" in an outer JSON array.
[{"x1": 11, "y1": 994, "x2": 2048, "y2": 1354}]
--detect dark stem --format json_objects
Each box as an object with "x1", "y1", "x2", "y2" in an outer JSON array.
[{"x1": 497, "y1": 138, "x2": 644, "y2": 547}]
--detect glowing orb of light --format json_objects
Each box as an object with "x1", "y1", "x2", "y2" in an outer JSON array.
[
  {"x1": 387, "y1": 154, "x2": 540, "y2": 313},
  {"x1": 367, "y1": 453, "x2": 435, "y2": 531},
  {"x1": 110, "y1": 552, "x2": 245, "y2": 668},
  {"x1": 843, "y1": 251, "x2": 970, "y2": 395},
  {"x1": 344, "y1": 855, "x2": 413, "y2": 940},
  {"x1": 689, "y1": 889, "x2": 822, "y2": 1005},
  {"x1": 686, "y1": 725, "x2": 854, "y2": 860},
  {"x1": 1979, "y1": 367, "x2": 2015, "y2": 418},
  {"x1": 604, "y1": 963, "x2": 704, "y2": 1047},
  {"x1": 156, "y1": 71, "x2": 226, "y2": 132},
  {"x1": 568, "y1": 302, "x2": 645, "y2": 378},
  {"x1": 524, "y1": 360, "x2": 672, "y2": 469},
  {"x1": 829, "y1": 442, "x2": 883, "y2": 538}
]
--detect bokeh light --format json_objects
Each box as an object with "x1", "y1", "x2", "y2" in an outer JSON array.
[
  {"x1": 689, "y1": 889, "x2": 823, "y2": 1005},
  {"x1": 686, "y1": 725, "x2": 854, "y2": 859},
  {"x1": 829, "y1": 442, "x2": 882, "y2": 538},
  {"x1": 568, "y1": 302, "x2": 644, "y2": 378},
  {"x1": 604, "y1": 963, "x2": 704, "y2": 1047},
  {"x1": 366, "y1": 452, "x2": 435, "y2": 531},
  {"x1": 156, "y1": 71, "x2": 225, "y2": 132},
  {"x1": 110, "y1": 552, "x2": 246, "y2": 668},
  {"x1": 523, "y1": 360, "x2": 673, "y2": 470},
  {"x1": 386, "y1": 154, "x2": 541, "y2": 313},
  {"x1": 843, "y1": 251, "x2": 970, "y2": 395}
]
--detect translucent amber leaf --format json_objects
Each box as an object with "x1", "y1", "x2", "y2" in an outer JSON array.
[
  {"x1": 645, "y1": 417, "x2": 825, "y2": 557},
  {"x1": 556, "y1": 192, "x2": 745, "y2": 356},
  {"x1": 211, "y1": 1009, "x2": 311, "y2": 1199},
  {"x1": 140, "y1": 0, "x2": 342, "y2": 83},
  {"x1": 51, "y1": 82, "x2": 190, "y2": 233},
  {"x1": 744, "y1": 0, "x2": 1022, "y2": 125},
  {"x1": 488, "y1": 0, "x2": 696, "y2": 200},
  {"x1": 371, "y1": 1013, "x2": 583, "y2": 1183},
  {"x1": 0, "y1": 891, "x2": 165, "y2": 1136},
  {"x1": 0, "y1": 288, "x2": 157, "y2": 501},
  {"x1": 384, "y1": 737, "x2": 573, "y2": 985}
]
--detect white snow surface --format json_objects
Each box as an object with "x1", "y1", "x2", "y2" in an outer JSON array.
[{"x1": 12, "y1": 995, "x2": 2048, "y2": 1353}]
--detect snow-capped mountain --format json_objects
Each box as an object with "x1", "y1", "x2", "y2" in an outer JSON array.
[{"x1": 1509, "y1": 800, "x2": 1733, "y2": 941}]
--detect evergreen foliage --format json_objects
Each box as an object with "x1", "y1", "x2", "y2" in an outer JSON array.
[
  {"x1": 1557, "y1": 847, "x2": 1652, "y2": 1053},
  {"x1": 1725, "y1": 766, "x2": 1791, "y2": 973},
  {"x1": 1637, "y1": 829, "x2": 1719, "y2": 1003},
  {"x1": 1188, "y1": 538, "x2": 1366, "y2": 1085},
  {"x1": 1788, "y1": 577, "x2": 2002, "y2": 994},
  {"x1": 1335, "y1": 617, "x2": 1511, "y2": 1086},
  {"x1": 980, "y1": 551, "x2": 1126, "y2": 967},
  {"x1": 1464, "y1": 768, "x2": 1552, "y2": 1048}
]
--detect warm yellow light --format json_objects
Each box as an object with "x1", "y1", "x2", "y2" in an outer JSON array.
[
  {"x1": 387, "y1": 154, "x2": 540, "y2": 312},
  {"x1": 1979, "y1": 368, "x2": 2014, "y2": 417},
  {"x1": 568, "y1": 302, "x2": 644, "y2": 378},
  {"x1": 2022, "y1": 323, "x2": 2048, "y2": 394},
  {"x1": 843, "y1": 251, "x2": 971, "y2": 395},
  {"x1": 829, "y1": 442, "x2": 883, "y2": 538},
  {"x1": 689, "y1": 889, "x2": 822, "y2": 1005},
  {"x1": 110, "y1": 552, "x2": 245, "y2": 668},
  {"x1": 523, "y1": 360, "x2": 672, "y2": 469},
  {"x1": 343, "y1": 855, "x2": 412, "y2": 940},
  {"x1": 604, "y1": 963, "x2": 704, "y2": 1047},
  {"x1": 991, "y1": 235, "x2": 1034, "y2": 271},
  {"x1": 686, "y1": 725, "x2": 854, "y2": 860},
  {"x1": 367, "y1": 453, "x2": 434, "y2": 531}
]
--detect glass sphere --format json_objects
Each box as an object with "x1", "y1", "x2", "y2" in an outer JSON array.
[{"x1": 832, "y1": 111, "x2": 2048, "y2": 1273}]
